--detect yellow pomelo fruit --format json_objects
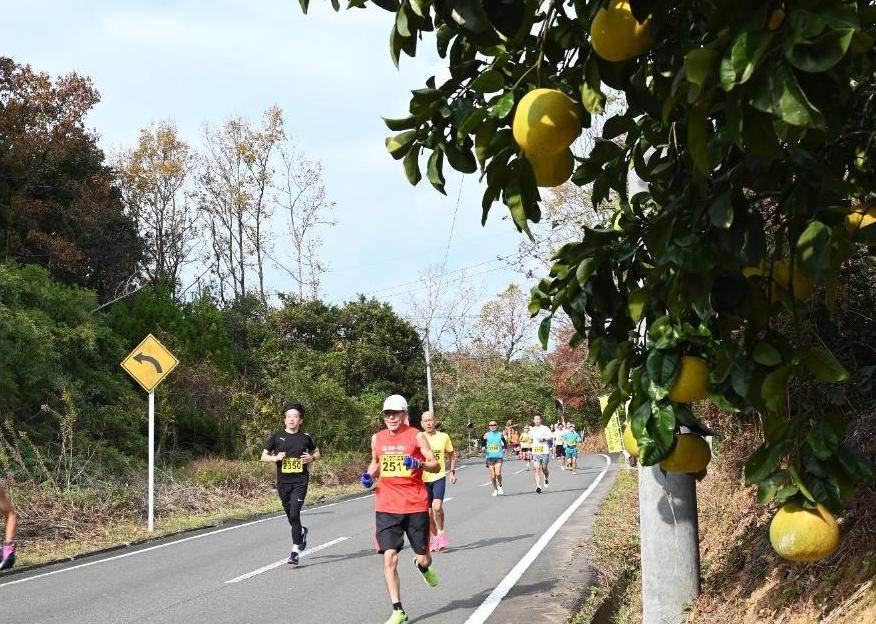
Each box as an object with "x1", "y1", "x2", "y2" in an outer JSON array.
[
  {"x1": 771, "y1": 259, "x2": 814, "y2": 300},
  {"x1": 845, "y1": 204, "x2": 876, "y2": 233},
  {"x1": 667, "y1": 356, "x2": 710, "y2": 403},
  {"x1": 590, "y1": 0, "x2": 654, "y2": 62},
  {"x1": 512, "y1": 89, "x2": 581, "y2": 154},
  {"x1": 623, "y1": 422, "x2": 638, "y2": 457},
  {"x1": 659, "y1": 433, "x2": 711, "y2": 473},
  {"x1": 769, "y1": 502, "x2": 839, "y2": 562},
  {"x1": 527, "y1": 147, "x2": 574, "y2": 187}
]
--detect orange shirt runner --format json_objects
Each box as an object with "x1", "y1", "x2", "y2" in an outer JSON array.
[{"x1": 374, "y1": 425, "x2": 429, "y2": 514}]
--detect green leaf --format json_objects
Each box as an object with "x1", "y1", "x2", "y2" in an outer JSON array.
[
  {"x1": 685, "y1": 48, "x2": 719, "y2": 86},
  {"x1": 806, "y1": 420, "x2": 840, "y2": 460},
  {"x1": 836, "y1": 443, "x2": 873, "y2": 482},
  {"x1": 489, "y1": 90, "x2": 515, "y2": 119},
  {"x1": 459, "y1": 108, "x2": 488, "y2": 135},
  {"x1": 800, "y1": 347, "x2": 848, "y2": 382},
  {"x1": 757, "y1": 469, "x2": 788, "y2": 504},
  {"x1": 795, "y1": 220, "x2": 831, "y2": 282},
  {"x1": 646, "y1": 350, "x2": 680, "y2": 401},
  {"x1": 538, "y1": 315, "x2": 551, "y2": 348},
  {"x1": 581, "y1": 58, "x2": 605, "y2": 115},
  {"x1": 776, "y1": 484, "x2": 799, "y2": 503},
  {"x1": 602, "y1": 115, "x2": 635, "y2": 140},
  {"x1": 638, "y1": 402, "x2": 676, "y2": 466},
  {"x1": 753, "y1": 341, "x2": 782, "y2": 366},
  {"x1": 471, "y1": 70, "x2": 504, "y2": 93},
  {"x1": 383, "y1": 116, "x2": 418, "y2": 131},
  {"x1": 776, "y1": 66, "x2": 826, "y2": 129},
  {"x1": 720, "y1": 31, "x2": 774, "y2": 90},
  {"x1": 788, "y1": 465, "x2": 817, "y2": 503},
  {"x1": 446, "y1": 0, "x2": 491, "y2": 33},
  {"x1": 426, "y1": 149, "x2": 446, "y2": 194},
  {"x1": 441, "y1": 142, "x2": 477, "y2": 174},
  {"x1": 745, "y1": 439, "x2": 792, "y2": 484},
  {"x1": 402, "y1": 147, "x2": 421, "y2": 185},
  {"x1": 784, "y1": 5, "x2": 857, "y2": 73},
  {"x1": 628, "y1": 287, "x2": 646, "y2": 323},
  {"x1": 688, "y1": 93, "x2": 712, "y2": 176},
  {"x1": 761, "y1": 365, "x2": 790, "y2": 412},
  {"x1": 708, "y1": 192, "x2": 733, "y2": 229},
  {"x1": 575, "y1": 258, "x2": 596, "y2": 287},
  {"x1": 385, "y1": 130, "x2": 417, "y2": 160}
]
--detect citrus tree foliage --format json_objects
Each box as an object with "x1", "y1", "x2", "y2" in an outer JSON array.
[{"x1": 306, "y1": 0, "x2": 875, "y2": 514}]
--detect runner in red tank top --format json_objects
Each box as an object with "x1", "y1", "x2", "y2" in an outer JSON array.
[{"x1": 359, "y1": 394, "x2": 440, "y2": 624}]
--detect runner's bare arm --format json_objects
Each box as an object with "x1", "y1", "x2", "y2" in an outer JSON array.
[
  {"x1": 447, "y1": 449, "x2": 457, "y2": 484},
  {"x1": 260, "y1": 449, "x2": 286, "y2": 462},
  {"x1": 416, "y1": 432, "x2": 440, "y2": 473},
  {"x1": 302, "y1": 447, "x2": 321, "y2": 464},
  {"x1": 365, "y1": 433, "x2": 380, "y2": 477}
]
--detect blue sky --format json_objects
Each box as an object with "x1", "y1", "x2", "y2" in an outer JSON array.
[{"x1": 0, "y1": 0, "x2": 528, "y2": 319}]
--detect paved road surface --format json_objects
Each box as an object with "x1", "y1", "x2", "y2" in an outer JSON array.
[{"x1": 0, "y1": 454, "x2": 613, "y2": 623}]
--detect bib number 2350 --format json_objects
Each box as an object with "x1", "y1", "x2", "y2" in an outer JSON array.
[
  {"x1": 381, "y1": 454, "x2": 412, "y2": 477},
  {"x1": 281, "y1": 457, "x2": 303, "y2": 473}
]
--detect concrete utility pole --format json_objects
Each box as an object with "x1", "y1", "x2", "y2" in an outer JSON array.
[{"x1": 628, "y1": 160, "x2": 701, "y2": 623}]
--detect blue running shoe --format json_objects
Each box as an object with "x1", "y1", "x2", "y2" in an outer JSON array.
[
  {"x1": 300, "y1": 526, "x2": 308, "y2": 551},
  {"x1": 287, "y1": 551, "x2": 299, "y2": 565}
]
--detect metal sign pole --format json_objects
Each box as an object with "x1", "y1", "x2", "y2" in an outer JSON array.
[{"x1": 148, "y1": 390, "x2": 155, "y2": 532}]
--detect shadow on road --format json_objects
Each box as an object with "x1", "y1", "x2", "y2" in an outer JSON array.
[{"x1": 411, "y1": 578, "x2": 558, "y2": 621}]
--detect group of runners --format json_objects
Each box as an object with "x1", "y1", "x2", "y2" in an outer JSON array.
[{"x1": 259, "y1": 396, "x2": 587, "y2": 623}]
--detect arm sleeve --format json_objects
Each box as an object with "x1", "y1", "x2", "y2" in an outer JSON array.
[
  {"x1": 445, "y1": 436, "x2": 454, "y2": 453},
  {"x1": 263, "y1": 432, "x2": 276, "y2": 452}
]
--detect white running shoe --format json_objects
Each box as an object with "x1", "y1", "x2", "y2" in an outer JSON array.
[
  {"x1": 497, "y1": 486, "x2": 504, "y2": 495},
  {"x1": 491, "y1": 489, "x2": 498, "y2": 497}
]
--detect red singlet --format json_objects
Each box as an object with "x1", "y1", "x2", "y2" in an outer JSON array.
[{"x1": 374, "y1": 425, "x2": 428, "y2": 514}]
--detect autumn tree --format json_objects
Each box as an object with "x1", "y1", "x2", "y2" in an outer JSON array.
[
  {"x1": 471, "y1": 283, "x2": 539, "y2": 362},
  {"x1": 116, "y1": 121, "x2": 197, "y2": 297},
  {"x1": 0, "y1": 57, "x2": 142, "y2": 300},
  {"x1": 197, "y1": 107, "x2": 283, "y2": 304}
]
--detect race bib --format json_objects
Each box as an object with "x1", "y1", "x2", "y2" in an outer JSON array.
[
  {"x1": 487, "y1": 443, "x2": 501, "y2": 453},
  {"x1": 532, "y1": 444, "x2": 548, "y2": 455},
  {"x1": 381, "y1": 454, "x2": 412, "y2": 478},
  {"x1": 281, "y1": 457, "x2": 303, "y2": 473},
  {"x1": 434, "y1": 449, "x2": 444, "y2": 467}
]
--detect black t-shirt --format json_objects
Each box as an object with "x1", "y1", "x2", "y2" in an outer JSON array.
[{"x1": 264, "y1": 430, "x2": 317, "y2": 483}]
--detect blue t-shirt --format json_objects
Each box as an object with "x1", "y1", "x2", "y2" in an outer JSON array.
[
  {"x1": 563, "y1": 431, "x2": 581, "y2": 447},
  {"x1": 483, "y1": 431, "x2": 505, "y2": 458}
]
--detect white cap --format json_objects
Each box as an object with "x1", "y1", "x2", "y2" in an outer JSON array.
[{"x1": 382, "y1": 394, "x2": 408, "y2": 412}]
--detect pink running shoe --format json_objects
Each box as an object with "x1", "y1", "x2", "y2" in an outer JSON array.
[
  {"x1": 437, "y1": 532, "x2": 449, "y2": 550},
  {"x1": 0, "y1": 542, "x2": 15, "y2": 571},
  {"x1": 429, "y1": 535, "x2": 439, "y2": 552}
]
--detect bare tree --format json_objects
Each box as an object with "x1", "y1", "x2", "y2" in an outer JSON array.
[
  {"x1": 197, "y1": 108, "x2": 283, "y2": 304},
  {"x1": 471, "y1": 283, "x2": 539, "y2": 362},
  {"x1": 273, "y1": 136, "x2": 335, "y2": 300},
  {"x1": 115, "y1": 120, "x2": 197, "y2": 297},
  {"x1": 406, "y1": 263, "x2": 481, "y2": 353}
]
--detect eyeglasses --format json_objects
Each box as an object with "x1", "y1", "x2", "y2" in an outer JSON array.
[{"x1": 488, "y1": 423, "x2": 498, "y2": 427}]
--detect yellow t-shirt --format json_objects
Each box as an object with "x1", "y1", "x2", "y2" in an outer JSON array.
[{"x1": 423, "y1": 431, "x2": 454, "y2": 483}]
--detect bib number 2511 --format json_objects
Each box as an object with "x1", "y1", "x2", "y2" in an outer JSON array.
[{"x1": 381, "y1": 454, "x2": 412, "y2": 478}]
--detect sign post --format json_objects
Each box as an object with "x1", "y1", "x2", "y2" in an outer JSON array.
[
  {"x1": 599, "y1": 395, "x2": 624, "y2": 453},
  {"x1": 121, "y1": 334, "x2": 179, "y2": 532}
]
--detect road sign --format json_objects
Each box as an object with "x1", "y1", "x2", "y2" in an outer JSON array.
[{"x1": 121, "y1": 334, "x2": 179, "y2": 393}]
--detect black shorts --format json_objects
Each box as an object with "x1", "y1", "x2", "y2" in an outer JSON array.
[
  {"x1": 425, "y1": 477, "x2": 446, "y2": 506},
  {"x1": 375, "y1": 511, "x2": 430, "y2": 555},
  {"x1": 555, "y1": 445, "x2": 565, "y2": 458}
]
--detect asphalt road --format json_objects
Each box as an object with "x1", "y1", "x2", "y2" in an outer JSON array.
[{"x1": 0, "y1": 454, "x2": 612, "y2": 624}]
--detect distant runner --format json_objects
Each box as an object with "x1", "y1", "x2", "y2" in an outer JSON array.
[
  {"x1": 261, "y1": 401, "x2": 320, "y2": 566},
  {"x1": 519, "y1": 425, "x2": 533, "y2": 471},
  {"x1": 563, "y1": 424, "x2": 582, "y2": 474},
  {"x1": 554, "y1": 423, "x2": 566, "y2": 469},
  {"x1": 502, "y1": 420, "x2": 517, "y2": 460},
  {"x1": 421, "y1": 411, "x2": 456, "y2": 552},
  {"x1": 482, "y1": 420, "x2": 506, "y2": 496},
  {"x1": 0, "y1": 480, "x2": 18, "y2": 570},
  {"x1": 360, "y1": 395, "x2": 440, "y2": 624},
  {"x1": 529, "y1": 415, "x2": 553, "y2": 494}
]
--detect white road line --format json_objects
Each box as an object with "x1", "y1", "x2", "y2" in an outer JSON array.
[
  {"x1": 479, "y1": 481, "x2": 492, "y2": 487},
  {"x1": 513, "y1": 468, "x2": 528, "y2": 475},
  {"x1": 224, "y1": 536, "x2": 350, "y2": 584},
  {"x1": 443, "y1": 497, "x2": 454, "y2": 503},
  {"x1": 0, "y1": 492, "x2": 375, "y2": 589},
  {"x1": 464, "y1": 455, "x2": 611, "y2": 624}
]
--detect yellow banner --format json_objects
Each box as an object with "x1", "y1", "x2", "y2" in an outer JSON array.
[{"x1": 599, "y1": 395, "x2": 625, "y2": 453}]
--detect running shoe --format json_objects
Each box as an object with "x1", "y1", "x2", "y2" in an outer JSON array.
[
  {"x1": 497, "y1": 486, "x2": 504, "y2": 496},
  {"x1": 384, "y1": 609, "x2": 408, "y2": 624},
  {"x1": 437, "y1": 532, "x2": 449, "y2": 550},
  {"x1": 287, "y1": 551, "x2": 300, "y2": 565},
  {"x1": 414, "y1": 558, "x2": 439, "y2": 587},
  {"x1": 544, "y1": 478, "x2": 550, "y2": 489},
  {"x1": 491, "y1": 489, "x2": 498, "y2": 497},
  {"x1": 0, "y1": 542, "x2": 15, "y2": 570},
  {"x1": 430, "y1": 535, "x2": 439, "y2": 552},
  {"x1": 536, "y1": 487, "x2": 542, "y2": 494},
  {"x1": 300, "y1": 525, "x2": 308, "y2": 551}
]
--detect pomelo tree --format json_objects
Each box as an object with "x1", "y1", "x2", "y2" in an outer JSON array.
[{"x1": 303, "y1": 0, "x2": 875, "y2": 558}]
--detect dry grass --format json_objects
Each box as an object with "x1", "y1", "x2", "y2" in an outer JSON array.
[{"x1": 0, "y1": 454, "x2": 367, "y2": 567}]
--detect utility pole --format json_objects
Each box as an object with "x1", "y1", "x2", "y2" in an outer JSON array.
[
  {"x1": 424, "y1": 324, "x2": 434, "y2": 413},
  {"x1": 628, "y1": 160, "x2": 701, "y2": 623}
]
